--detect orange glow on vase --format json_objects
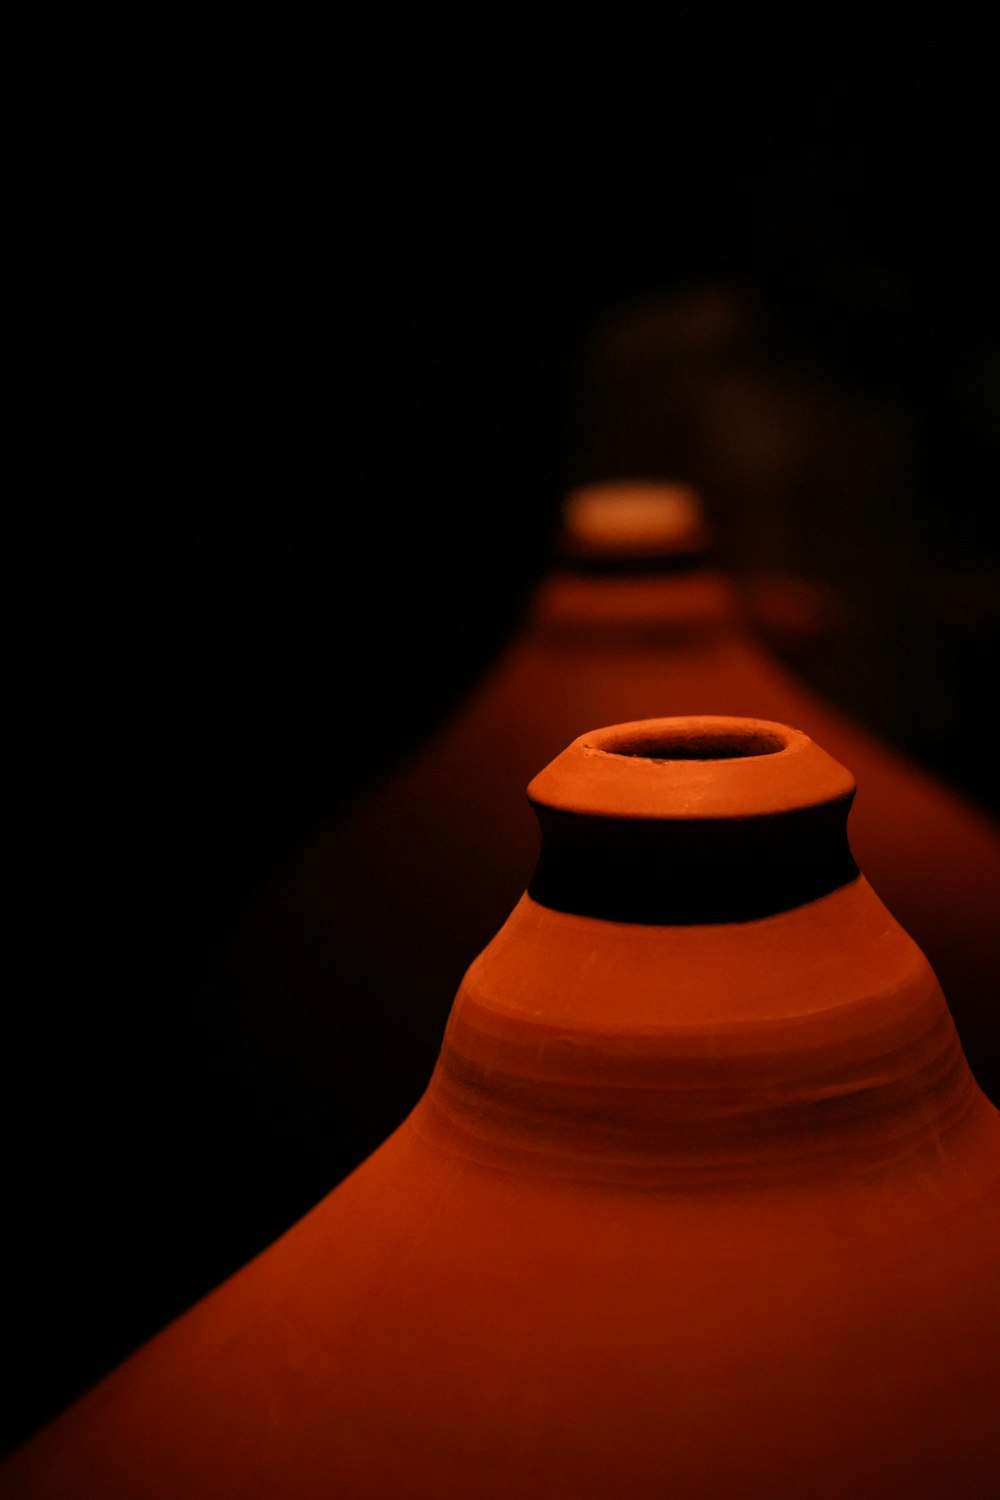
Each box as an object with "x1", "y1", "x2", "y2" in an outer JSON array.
[
  {"x1": 558, "y1": 478, "x2": 711, "y2": 561},
  {"x1": 5, "y1": 718, "x2": 998, "y2": 1497},
  {"x1": 220, "y1": 481, "x2": 1000, "y2": 1149}
]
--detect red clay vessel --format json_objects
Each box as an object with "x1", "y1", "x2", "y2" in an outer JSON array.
[
  {"x1": 5, "y1": 717, "x2": 998, "y2": 1498},
  {"x1": 222, "y1": 482, "x2": 1000, "y2": 1147}
]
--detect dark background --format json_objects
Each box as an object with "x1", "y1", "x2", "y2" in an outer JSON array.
[{"x1": 9, "y1": 17, "x2": 998, "y2": 1458}]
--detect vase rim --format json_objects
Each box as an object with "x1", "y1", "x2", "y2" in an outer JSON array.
[
  {"x1": 527, "y1": 716, "x2": 856, "y2": 822},
  {"x1": 558, "y1": 480, "x2": 712, "y2": 563}
]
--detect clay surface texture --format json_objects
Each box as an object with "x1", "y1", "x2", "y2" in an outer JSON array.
[{"x1": 5, "y1": 718, "x2": 998, "y2": 1498}]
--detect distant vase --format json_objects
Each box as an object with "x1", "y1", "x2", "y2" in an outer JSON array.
[
  {"x1": 7, "y1": 717, "x2": 998, "y2": 1498},
  {"x1": 218, "y1": 481, "x2": 1000, "y2": 1171}
]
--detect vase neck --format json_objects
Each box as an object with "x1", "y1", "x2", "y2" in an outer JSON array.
[
  {"x1": 528, "y1": 569, "x2": 745, "y2": 651},
  {"x1": 416, "y1": 717, "x2": 988, "y2": 1193},
  {"x1": 526, "y1": 718, "x2": 858, "y2": 927},
  {"x1": 529, "y1": 800, "x2": 857, "y2": 923}
]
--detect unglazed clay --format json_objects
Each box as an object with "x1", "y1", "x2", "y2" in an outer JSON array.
[
  {"x1": 5, "y1": 718, "x2": 998, "y2": 1498},
  {"x1": 219, "y1": 482, "x2": 1000, "y2": 1158}
]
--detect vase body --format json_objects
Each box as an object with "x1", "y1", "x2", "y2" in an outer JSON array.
[
  {"x1": 6, "y1": 717, "x2": 998, "y2": 1499},
  {"x1": 220, "y1": 485, "x2": 1000, "y2": 1167}
]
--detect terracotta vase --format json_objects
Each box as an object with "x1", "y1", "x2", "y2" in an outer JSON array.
[
  {"x1": 6, "y1": 716, "x2": 998, "y2": 1498},
  {"x1": 218, "y1": 482, "x2": 1000, "y2": 1170}
]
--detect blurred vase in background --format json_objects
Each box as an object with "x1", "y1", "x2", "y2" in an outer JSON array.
[{"x1": 570, "y1": 279, "x2": 1000, "y2": 807}]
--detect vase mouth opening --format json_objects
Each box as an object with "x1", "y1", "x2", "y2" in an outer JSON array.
[
  {"x1": 527, "y1": 717, "x2": 856, "y2": 824},
  {"x1": 594, "y1": 723, "x2": 788, "y2": 762}
]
